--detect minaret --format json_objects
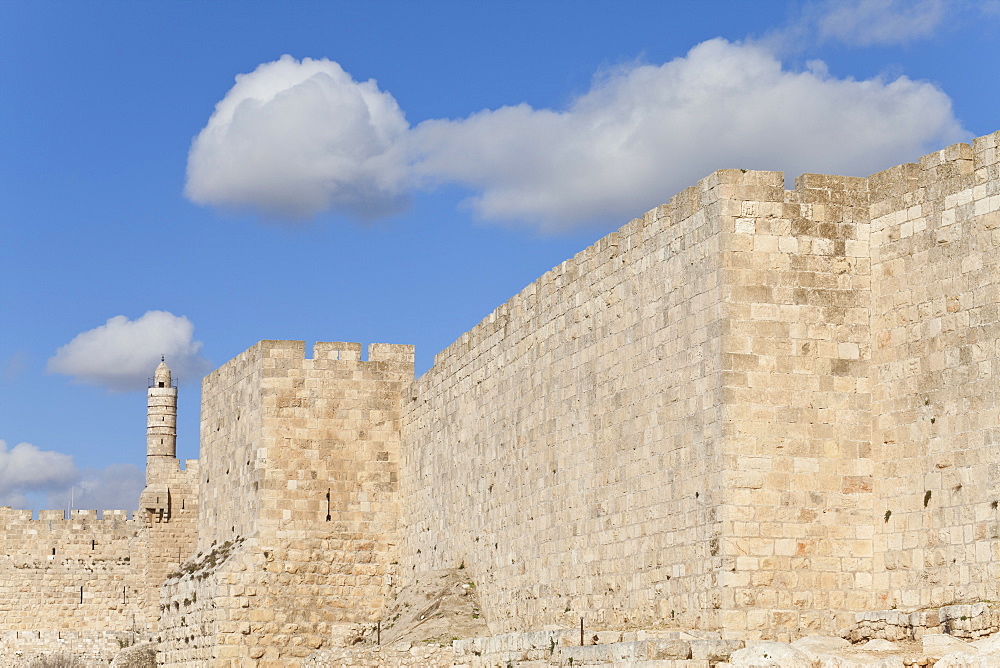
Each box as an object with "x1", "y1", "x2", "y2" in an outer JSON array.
[{"x1": 147, "y1": 357, "x2": 177, "y2": 478}]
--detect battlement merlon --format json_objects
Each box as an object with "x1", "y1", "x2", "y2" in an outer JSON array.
[{"x1": 0, "y1": 507, "x2": 135, "y2": 524}]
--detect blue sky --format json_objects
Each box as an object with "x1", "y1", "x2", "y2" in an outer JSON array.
[{"x1": 1, "y1": 0, "x2": 998, "y2": 511}]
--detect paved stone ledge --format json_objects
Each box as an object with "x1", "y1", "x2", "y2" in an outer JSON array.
[{"x1": 303, "y1": 642, "x2": 454, "y2": 667}]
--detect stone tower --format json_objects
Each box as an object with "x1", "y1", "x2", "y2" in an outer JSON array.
[
  {"x1": 146, "y1": 358, "x2": 177, "y2": 469},
  {"x1": 137, "y1": 357, "x2": 200, "y2": 629}
]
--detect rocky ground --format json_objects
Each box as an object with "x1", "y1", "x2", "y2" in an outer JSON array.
[
  {"x1": 305, "y1": 628, "x2": 1000, "y2": 667},
  {"x1": 304, "y1": 576, "x2": 1000, "y2": 667}
]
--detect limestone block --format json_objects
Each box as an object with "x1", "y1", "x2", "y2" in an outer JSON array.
[
  {"x1": 690, "y1": 638, "x2": 745, "y2": 661},
  {"x1": 110, "y1": 643, "x2": 157, "y2": 667},
  {"x1": 791, "y1": 634, "x2": 852, "y2": 656},
  {"x1": 728, "y1": 641, "x2": 814, "y2": 667}
]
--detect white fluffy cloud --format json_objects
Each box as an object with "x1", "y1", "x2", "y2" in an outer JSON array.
[
  {"x1": 186, "y1": 55, "x2": 410, "y2": 220},
  {"x1": 0, "y1": 440, "x2": 144, "y2": 512},
  {"x1": 186, "y1": 42, "x2": 966, "y2": 232},
  {"x1": 410, "y1": 39, "x2": 965, "y2": 231},
  {"x1": 47, "y1": 311, "x2": 211, "y2": 392},
  {"x1": 0, "y1": 440, "x2": 77, "y2": 508},
  {"x1": 817, "y1": 0, "x2": 945, "y2": 46}
]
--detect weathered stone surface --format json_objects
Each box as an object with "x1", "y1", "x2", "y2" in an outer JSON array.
[
  {"x1": 922, "y1": 634, "x2": 975, "y2": 659},
  {"x1": 691, "y1": 637, "x2": 745, "y2": 661},
  {"x1": 970, "y1": 630, "x2": 1000, "y2": 654},
  {"x1": 110, "y1": 642, "x2": 157, "y2": 667},
  {"x1": 793, "y1": 634, "x2": 852, "y2": 656},
  {"x1": 934, "y1": 654, "x2": 999, "y2": 668},
  {"x1": 860, "y1": 639, "x2": 902, "y2": 652}
]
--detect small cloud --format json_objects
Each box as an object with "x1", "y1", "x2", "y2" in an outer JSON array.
[
  {"x1": 0, "y1": 439, "x2": 77, "y2": 508},
  {"x1": 47, "y1": 311, "x2": 211, "y2": 392},
  {"x1": 186, "y1": 54, "x2": 411, "y2": 220},
  {"x1": 816, "y1": 0, "x2": 946, "y2": 46},
  {"x1": 47, "y1": 463, "x2": 145, "y2": 513}
]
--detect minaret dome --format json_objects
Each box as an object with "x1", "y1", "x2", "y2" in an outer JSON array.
[{"x1": 153, "y1": 358, "x2": 172, "y2": 388}]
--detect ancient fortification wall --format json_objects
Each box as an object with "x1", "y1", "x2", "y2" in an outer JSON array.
[
  {"x1": 869, "y1": 134, "x2": 1000, "y2": 610},
  {"x1": 715, "y1": 171, "x2": 876, "y2": 637},
  {"x1": 138, "y1": 458, "x2": 199, "y2": 629},
  {"x1": 158, "y1": 340, "x2": 413, "y2": 665},
  {"x1": 0, "y1": 360, "x2": 199, "y2": 663},
  {"x1": 401, "y1": 179, "x2": 728, "y2": 633},
  {"x1": 396, "y1": 166, "x2": 879, "y2": 639},
  {"x1": 398, "y1": 131, "x2": 1000, "y2": 641}
]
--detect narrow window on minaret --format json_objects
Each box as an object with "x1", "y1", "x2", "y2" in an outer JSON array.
[{"x1": 326, "y1": 489, "x2": 331, "y2": 521}]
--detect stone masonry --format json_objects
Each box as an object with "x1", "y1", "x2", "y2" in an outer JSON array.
[
  {"x1": 0, "y1": 130, "x2": 998, "y2": 665},
  {"x1": 157, "y1": 340, "x2": 413, "y2": 665}
]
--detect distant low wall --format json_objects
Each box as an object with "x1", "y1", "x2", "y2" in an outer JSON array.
[{"x1": 0, "y1": 508, "x2": 149, "y2": 639}]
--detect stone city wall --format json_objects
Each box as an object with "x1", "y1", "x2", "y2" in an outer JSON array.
[
  {"x1": 397, "y1": 130, "x2": 1000, "y2": 641},
  {"x1": 869, "y1": 133, "x2": 1000, "y2": 610},
  {"x1": 138, "y1": 458, "x2": 199, "y2": 629},
  {"x1": 196, "y1": 341, "x2": 268, "y2": 550},
  {"x1": 0, "y1": 629, "x2": 147, "y2": 668},
  {"x1": 399, "y1": 177, "x2": 729, "y2": 634}
]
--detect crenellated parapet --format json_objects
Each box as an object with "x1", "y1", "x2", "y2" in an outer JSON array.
[{"x1": 0, "y1": 507, "x2": 137, "y2": 556}]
